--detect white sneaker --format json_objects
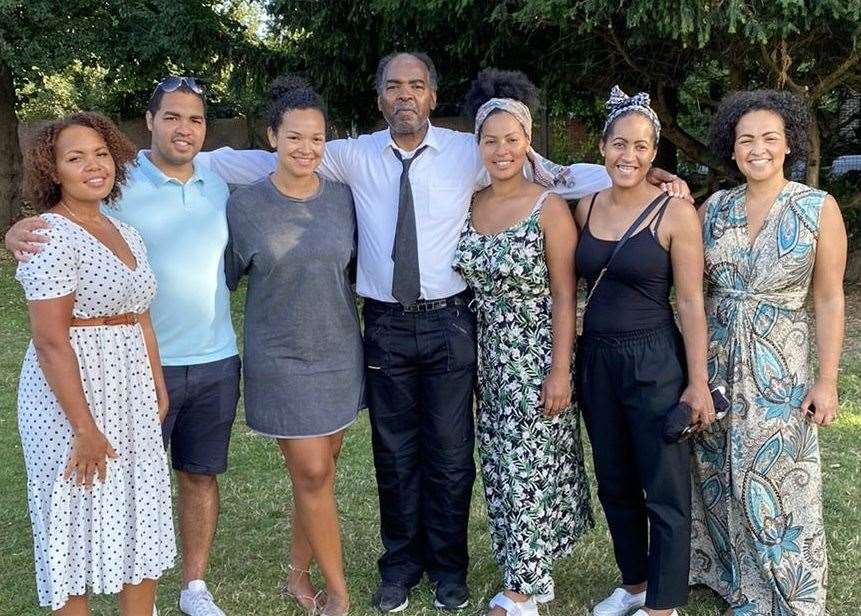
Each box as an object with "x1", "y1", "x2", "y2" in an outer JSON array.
[
  {"x1": 488, "y1": 592, "x2": 538, "y2": 616},
  {"x1": 534, "y1": 578, "x2": 554, "y2": 604},
  {"x1": 534, "y1": 589, "x2": 554, "y2": 604},
  {"x1": 180, "y1": 580, "x2": 226, "y2": 616},
  {"x1": 592, "y1": 587, "x2": 647, "y2": 616}
]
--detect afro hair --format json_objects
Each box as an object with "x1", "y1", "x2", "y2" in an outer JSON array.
[{"x1": 463, "y1": 68, "x2": 540, "y2": 122}]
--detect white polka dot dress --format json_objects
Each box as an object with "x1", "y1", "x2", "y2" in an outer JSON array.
[{"x1": 15, "y1": 213, "x2": 176, "y2": 610}]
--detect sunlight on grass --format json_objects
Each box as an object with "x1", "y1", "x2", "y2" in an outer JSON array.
[{"x1": 0, "y1": 259, "x2": 858, "y2": 616}]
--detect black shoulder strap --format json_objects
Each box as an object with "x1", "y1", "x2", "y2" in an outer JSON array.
[
  {"x1": 584, "y1": 193, "x2": 598, "y2": 227},
  {"x1": 602, "y1": 193, "x2": 670, "y2": 273},
  {"x1": 650, "y1": 196, "x2": 672, "y2": 233},
  {"x1": 582, "y1": 193, "x2": 671, "y2": 314}
]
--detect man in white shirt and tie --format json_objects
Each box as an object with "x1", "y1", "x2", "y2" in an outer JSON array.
[{"x1": 199, "y1": 52, "x2": 687, "y2": 613}]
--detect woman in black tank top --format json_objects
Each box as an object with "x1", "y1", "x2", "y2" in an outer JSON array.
[{"x1": 572, "y1": 88, "x2": 712, "y2": 616}]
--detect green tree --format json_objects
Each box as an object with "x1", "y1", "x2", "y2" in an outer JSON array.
[
  {"x1": 0, "y1": 0, "x2": 259, "y2": 227},
  {"x1": 267, "y1": 0, "x2": 536, "y2": 131},
  {"x1": 267, "y1": 0, "x2": 858, "y2": 189},
  {"x1": 508, "y1": 0, "x2": 860, "y2": 186}
]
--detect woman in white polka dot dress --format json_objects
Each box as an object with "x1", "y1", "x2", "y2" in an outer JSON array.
[{"x1": 15, "y1": 112, "x2": 175, "y2": 615}]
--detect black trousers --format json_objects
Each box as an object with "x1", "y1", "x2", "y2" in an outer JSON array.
[
  {"x1": 362, "y1": 295, "x2": 477, "y2": 586},
  {"x1": 576, "y1": 323, "x2": 691, "y2": 609}
]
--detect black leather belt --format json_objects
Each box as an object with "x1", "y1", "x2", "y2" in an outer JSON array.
[{"x1": 367, "y1": 290, "x2": 471, "y2": 313}]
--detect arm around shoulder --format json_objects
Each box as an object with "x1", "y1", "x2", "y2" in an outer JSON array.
[
  {"x1": 196, "y1": 147, "x2": 276, "y2": 185},
  {"x1": 5, "y1": 215, "x2": 51, "y2": 259}
]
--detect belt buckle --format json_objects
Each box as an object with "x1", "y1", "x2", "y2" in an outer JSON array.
[
  {"x1": 403, "y1": 298, "x2": 446, "y2": 313},
  {"x1": 423, "y1": 299, "x2": 447, "y2": 312}
]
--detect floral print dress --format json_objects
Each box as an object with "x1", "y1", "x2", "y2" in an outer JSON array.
[
  {"x1": 691, "y1": 182, "x2": 828, "y2": 615},
  {"x1": 453, "y1": 190, "x2": 593, "y2": 597}
]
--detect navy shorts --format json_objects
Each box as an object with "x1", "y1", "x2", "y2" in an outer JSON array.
[{"x1": 161, "y1": 354, "x2": 241, "y2": 475}]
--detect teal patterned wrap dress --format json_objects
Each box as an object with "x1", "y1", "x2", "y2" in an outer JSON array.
[
  {"x1": 453, "y1": 191, "x2": 593, "y2": 596},
  {"x1": 690, "y1": 181, "x2": 828, "y2": 615}
]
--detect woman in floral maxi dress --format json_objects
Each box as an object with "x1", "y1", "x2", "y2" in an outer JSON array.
[
  {"x1": 453, "y1": 69, "x2": 593, "y2": 616},
  {"x1": 690, "y1": 91, "x2": 846, "y2": 616}
]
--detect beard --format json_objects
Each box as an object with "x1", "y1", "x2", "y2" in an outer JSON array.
[{"x1": 384, "y1": 109, "x2": 427, "y2": 135}]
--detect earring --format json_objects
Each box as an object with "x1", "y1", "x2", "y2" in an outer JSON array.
[{"x1": 786, "y1": 150, "x2": 791, "y2": 154}]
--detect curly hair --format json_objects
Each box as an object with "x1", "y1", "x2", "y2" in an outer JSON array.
[
  {"x1": 709, "y1": 89, "x2": 811, "y2": 171},
  {"x1": 463, "y1": 68, "x2": 540, "y2": 122},
  {"x1": 266, "y1": 74, "x2": 327, "y2": 133},
  {"x1": 23, "y1": 112, "x2": 137, "y2": 212}
]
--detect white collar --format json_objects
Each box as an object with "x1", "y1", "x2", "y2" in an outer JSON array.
[{"x1": 383, "y1": 120, "x2": 441, "y2": 157}]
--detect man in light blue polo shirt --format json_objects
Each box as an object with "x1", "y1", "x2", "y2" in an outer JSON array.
[
  {"x1": 7, "y1": 77, "x2": 238, "y2": 616},
  {"x1": 119, "y1": 149, "x2": 236, "y2": 367}
]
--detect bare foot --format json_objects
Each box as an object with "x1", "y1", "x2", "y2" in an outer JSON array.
[{"x1": 488, "y1": 607, "x2": 507, "y2": 616}]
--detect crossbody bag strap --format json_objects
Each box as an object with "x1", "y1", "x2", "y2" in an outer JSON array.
[{"x1": 582, "y1": 193, "x2": 671, "y2": 313}]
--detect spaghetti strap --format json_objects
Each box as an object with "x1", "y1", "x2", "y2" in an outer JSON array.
[
  {"x1": 650, "y1": 195, "x2": 672, "y2": 233},
  {"x1": 529, "y1": 190, "x2": 553, "y2": 217},
  {"x1": 583, "y1": 193, "x2": 599, "y2": 228}
]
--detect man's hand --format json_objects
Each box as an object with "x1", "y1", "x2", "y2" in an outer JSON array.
[
  {"x1": 157, "y1": 385, "x2": 170, "y2": 424},
  {"x1": 4, "y1": 216, "x2": 51, "y2": 261},
  {"x1": 647, "y1": 167, "x2": 693, "y2": 203}
]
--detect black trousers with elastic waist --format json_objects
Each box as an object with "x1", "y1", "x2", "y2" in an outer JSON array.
[
  {"x1": 576, "y1": 323, "x2": 691, "y2": 609},
  {"x1": 362, "y1": 295, "x2": 477, "y2": 587}
]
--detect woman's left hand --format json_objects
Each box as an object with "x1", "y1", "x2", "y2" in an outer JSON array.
[
  {"x1": 681, "y1": 380, "x2": 715, "y2": 431},
  {"x1": 540, "y1": 369, "x2": 572, "y2": 417},
  {"x1": 801, "y1": 379, "x2": 839, "y2": 427}
]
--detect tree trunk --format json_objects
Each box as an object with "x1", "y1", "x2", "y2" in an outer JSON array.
[
  {"x1": 651, "y1": 83, "x2": 740, "y2": 182},
  {"x1": 0, "y1": 58, "x2": 21, "y2": 229},
  {"x1": 806, "y1": 116, "x2": 821, "y2": 187}
]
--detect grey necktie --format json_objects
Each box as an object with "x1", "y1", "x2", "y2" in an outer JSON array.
[{"x1": 391, "y1": 146, "x2": 427, "y2": 305}]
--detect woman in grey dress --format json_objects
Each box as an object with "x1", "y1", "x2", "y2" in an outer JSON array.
[{"x1": 225, "y1": 76, "x2": 361, "y2": 616}]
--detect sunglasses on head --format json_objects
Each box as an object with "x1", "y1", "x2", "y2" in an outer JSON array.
[{"x1": 153, "y1": 76, "x2": 204, "y2": 96}]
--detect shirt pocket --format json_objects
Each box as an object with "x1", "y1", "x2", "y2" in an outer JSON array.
[{"x1": 423, "y1": 183, "x2": 468, "y2": 222}]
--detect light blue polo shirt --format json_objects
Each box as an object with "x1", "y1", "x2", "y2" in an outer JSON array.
[{"x1": 106, "y1": 151, "x2": 237, "y2": 366}]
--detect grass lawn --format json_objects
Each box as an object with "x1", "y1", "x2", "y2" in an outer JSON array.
[{"x1": 0, "y1": 256, "x2": 858, "y2": 616}]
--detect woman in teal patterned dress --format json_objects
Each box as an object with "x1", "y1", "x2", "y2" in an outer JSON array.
[
  {"x1": 453, "y1": 70, "x2": 593, "y2": 616},
  {"x1": 691, "y1": 90, "x2": 847, "y2": 616}
]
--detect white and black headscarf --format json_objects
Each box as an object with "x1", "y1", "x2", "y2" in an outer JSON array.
[
  {"x1": 473, "y1": 97, "x2": 562, "y2": 188},
  {"x1": 603, "y1": 85, "x2": 661, "y2": 140}
]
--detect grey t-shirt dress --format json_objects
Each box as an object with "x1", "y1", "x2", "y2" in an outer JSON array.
[{"x1": 225, "y1": 175, "x2": 364, "y2": 438}]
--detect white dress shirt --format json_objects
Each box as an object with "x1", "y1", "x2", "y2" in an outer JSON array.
[{"x1": 197, "y1": 122, "x2": 611, "y2": 302}]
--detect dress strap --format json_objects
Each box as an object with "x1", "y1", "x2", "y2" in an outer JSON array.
[
  {"x1": 649, "y1": 194, "x2": 672, "y2": 233},
  {"x1": 529, "y1": 190, "x2": 554, "y2": 217},
  {"x1": 584, "y1": 193, "x2": 599, "y2": 229}
]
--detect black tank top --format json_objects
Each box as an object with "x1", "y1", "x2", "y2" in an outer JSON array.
[{"x1": 575, "y1": 194, "x2": 674, "y2": 334}]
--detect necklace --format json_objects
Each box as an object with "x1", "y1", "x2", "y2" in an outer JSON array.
[{"x1": 60, "y1": 201, "x2": 102, "y2": 225}]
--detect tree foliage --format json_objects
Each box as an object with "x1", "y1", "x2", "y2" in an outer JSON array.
[
  {"x1": 0, "y1": 0, "x2": 285, "y2": 225},
  {"x1": 268, "y1": 0, "x2": 859, "y2": 189}
]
